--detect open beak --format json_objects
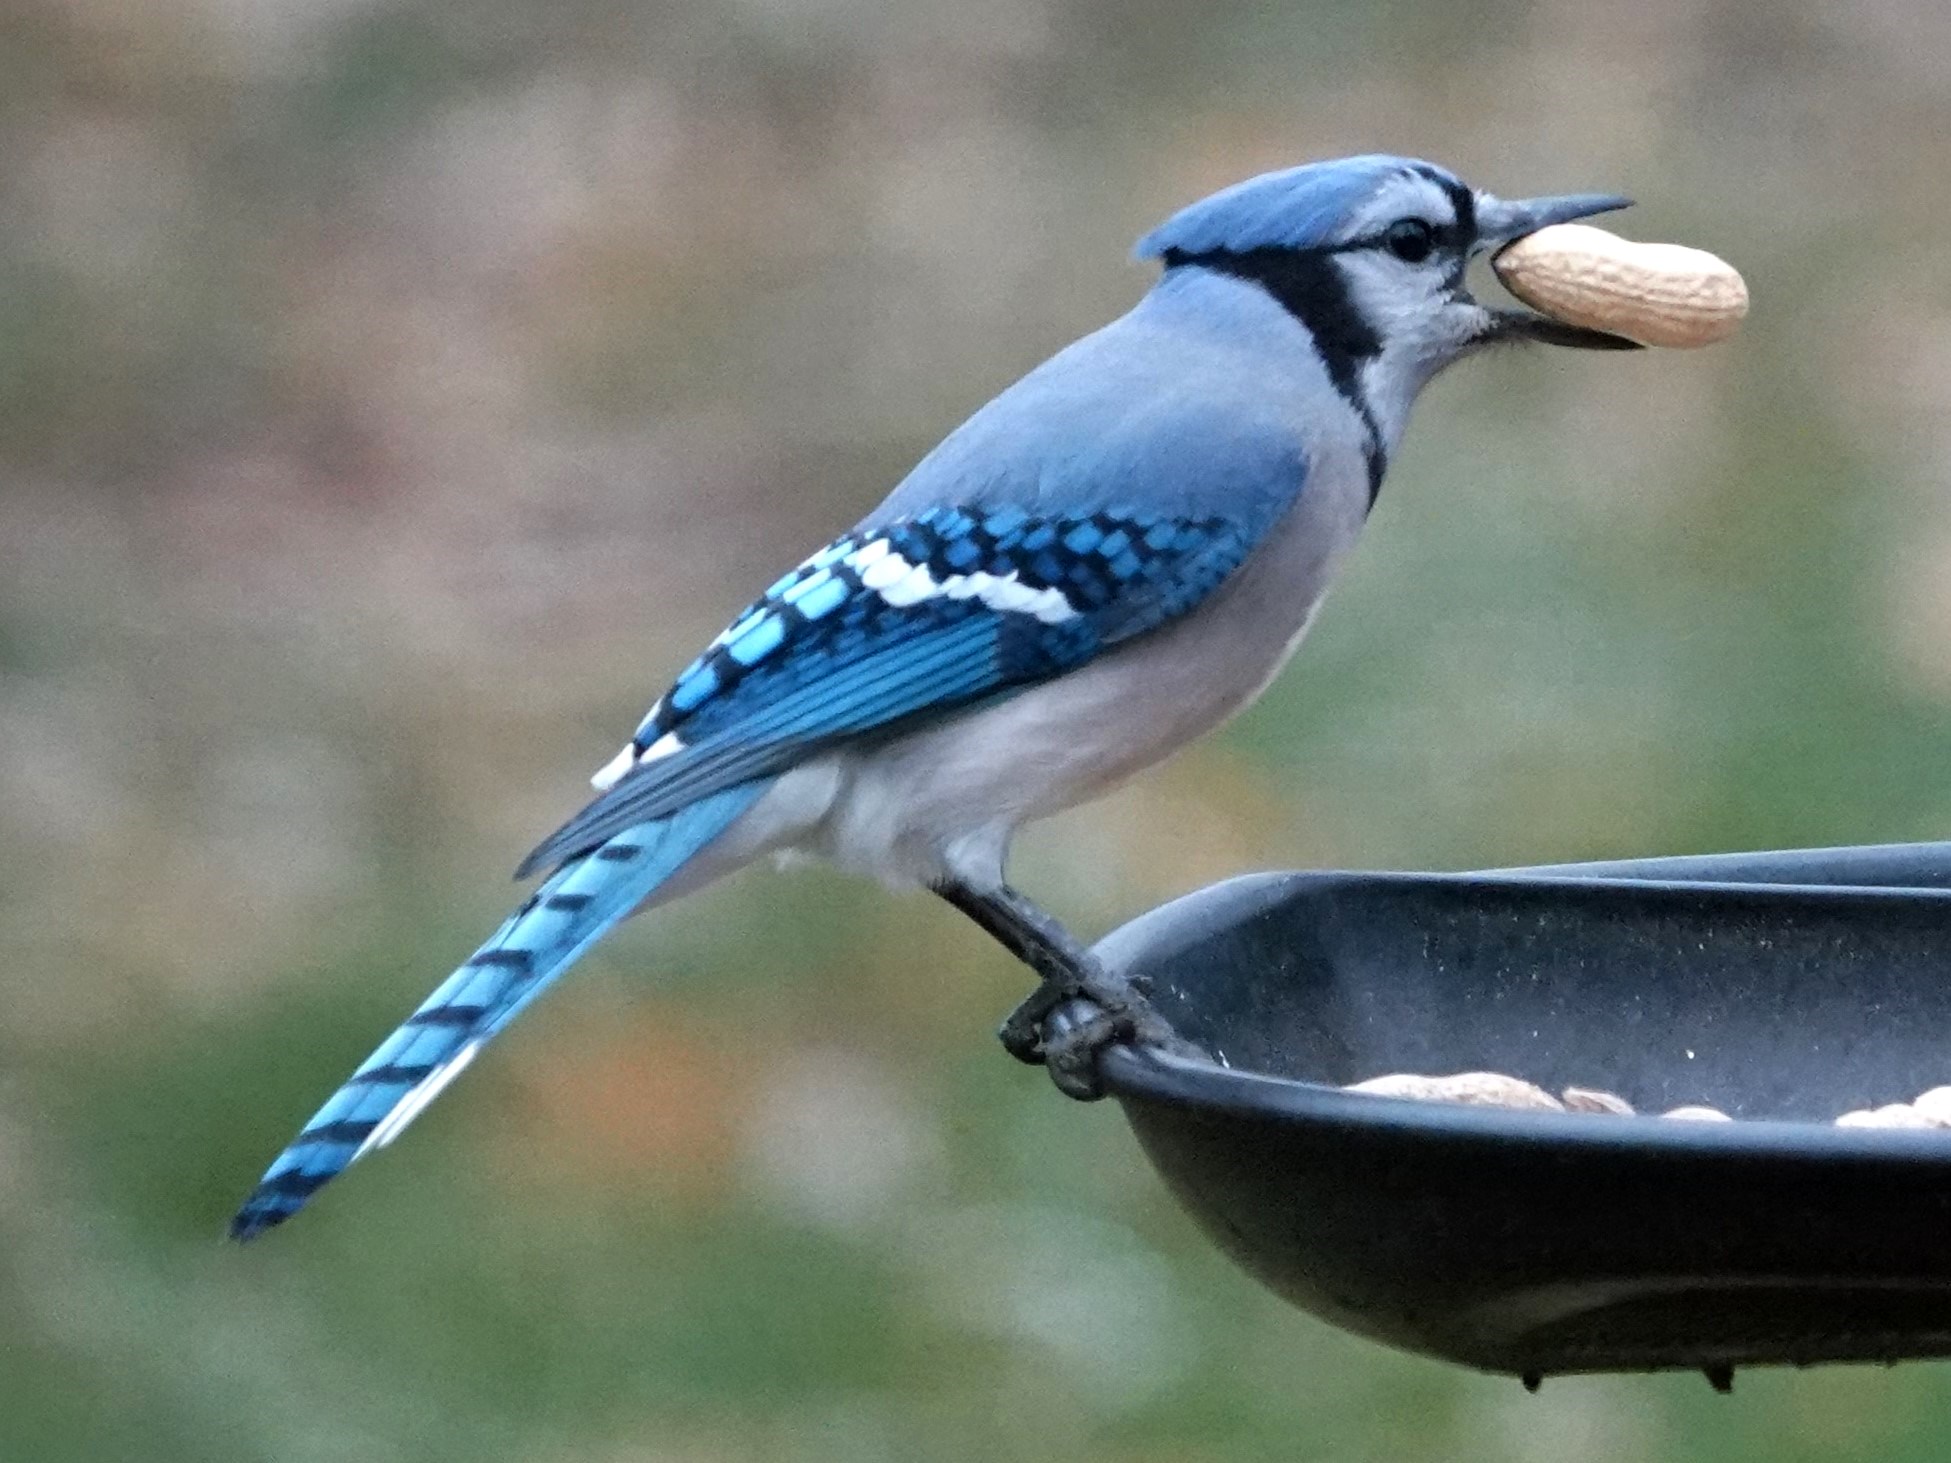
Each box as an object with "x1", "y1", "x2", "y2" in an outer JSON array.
[{"x1": 1471, "y1": 191, "x2": 1640, "y2": 350}]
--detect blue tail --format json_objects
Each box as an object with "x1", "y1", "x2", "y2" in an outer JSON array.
[{"x1": 229, "y1": 782, "x2": 768, "y2": 1240}]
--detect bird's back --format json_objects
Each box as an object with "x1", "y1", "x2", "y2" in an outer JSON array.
[{"x1": 867, "y1": 267, "x2": 1360, "y2": 533}]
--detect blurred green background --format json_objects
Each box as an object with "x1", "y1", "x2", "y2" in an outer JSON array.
[{"x1": 6, "y1": 0, "x2": 1951, "y2": 1457}]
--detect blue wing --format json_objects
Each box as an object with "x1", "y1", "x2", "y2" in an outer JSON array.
[{"x1": 515, "y1": 504, "x2": 1259, "y2": 878}]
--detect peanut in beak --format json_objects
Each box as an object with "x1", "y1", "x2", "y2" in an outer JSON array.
[{"x1": 1492, "y1": 223, "x2": 1748, "y2": 349}]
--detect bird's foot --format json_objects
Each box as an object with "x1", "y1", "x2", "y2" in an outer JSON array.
[
  {"x1": 998, "y1": 963, "x2": 1177, "y2": 1101},
  {"x1": 933, "y1": 878, "x2": 1190, "y2": 1101},
  {"x1": 997, "y1": 978, "x2": 1067, "y2": 1065}
]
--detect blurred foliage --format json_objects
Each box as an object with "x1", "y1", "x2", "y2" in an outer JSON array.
[{"x1": 6, "y1": 0, "x2": 1951, "y2": 1457}]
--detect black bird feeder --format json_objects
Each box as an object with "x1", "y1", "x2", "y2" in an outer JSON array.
[{"x1": 1049, "y1": 842, "x2": 1951, "y2": 1389}]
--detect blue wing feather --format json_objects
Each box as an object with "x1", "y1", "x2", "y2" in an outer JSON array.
[{"x1": 514, "y1": 504, "x2": 1260, "y2": 879}]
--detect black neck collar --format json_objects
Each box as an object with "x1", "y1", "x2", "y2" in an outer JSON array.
[{"x1": 1162, "y1": 246, "x2": 1388, "y2": 506}]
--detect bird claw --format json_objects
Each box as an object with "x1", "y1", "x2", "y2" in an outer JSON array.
[
  {"x1": 1042, "y1": 1009, "x2": 1130, "y2": 1100},
  {"x1": 997, "y1": 963, "x2": 1180, "y2": 1101},
  {"x1": 997, "y1": 981, "x2": 1068, "y2": 1064}
]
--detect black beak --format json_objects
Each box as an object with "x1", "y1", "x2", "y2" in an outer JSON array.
[
  {"x1": 1476, "y1": 191, "x2": 1634, "y2": 244},
  {"x1": 1478, "y1": 310, "x2": 1645, "y2": 351},
  {"x1": 1471, "y1": 191, "x2": 1641, "y2": 350}
]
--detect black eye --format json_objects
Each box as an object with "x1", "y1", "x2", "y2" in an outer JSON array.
[{"x1": 1384, "y1": 218, "x2": 1436, "y2": 263}]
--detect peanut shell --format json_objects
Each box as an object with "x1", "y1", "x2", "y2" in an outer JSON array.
[
  {"x1": 1837, "y1": 1103, "x2": 1934, "y2": 1128},
  {"x1": 1493, "y1": 223, "x2": 1748, "y2": 349},
  {"x1": 1562, "y1": 1086, "x2": 1634, "y2": 1115},
  {"x1": 1346, "y1": 1071, "x2": 1564, "y2": 1111},
  {"x1": 1911, "y1": 1086, "x2": 1951, "y2": 1126}
]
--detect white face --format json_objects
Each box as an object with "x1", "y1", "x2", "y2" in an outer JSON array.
[{"x1": 1322, "y1": 169, "x2": 1497, "y2": 448}]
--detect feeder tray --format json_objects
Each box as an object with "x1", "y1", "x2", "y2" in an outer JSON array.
[{"x1": 1079, "y1": 842, "x2": 1951, "y2": 1385}]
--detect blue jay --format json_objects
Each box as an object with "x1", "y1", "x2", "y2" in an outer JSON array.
[{"x1": 231, "y1": 154, "x2": 1633, "y2": 1238}]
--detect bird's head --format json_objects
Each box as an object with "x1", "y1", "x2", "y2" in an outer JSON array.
[{"x1": 1136, "y1": 154, "x2": 1635, "y2": 445}]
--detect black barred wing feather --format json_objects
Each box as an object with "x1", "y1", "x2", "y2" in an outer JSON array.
[{"x1": 515, "y1": 505, "x2": 1257, "y2": 878}]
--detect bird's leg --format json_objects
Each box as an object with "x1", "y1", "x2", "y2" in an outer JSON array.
[
  {"x1": 933, "y1": 879, "x2": 1184, "y2": 1099},
  {"x1": 934, "y1": 880, "x2": 1093, "y2": 1057}
]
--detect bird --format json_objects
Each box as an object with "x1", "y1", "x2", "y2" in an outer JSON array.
[{"x1": 230, "y1": 153, "x2": 1635, "y2": 1239}]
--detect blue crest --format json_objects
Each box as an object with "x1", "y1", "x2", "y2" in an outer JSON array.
[{"x1": 1134, "y1": 154, "x2": 1456, "y2": 259}]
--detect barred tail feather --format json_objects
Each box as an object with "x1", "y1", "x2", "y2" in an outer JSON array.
[{"x1": 229, "y1": 781, "x2": 769, "y2": 1240}]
